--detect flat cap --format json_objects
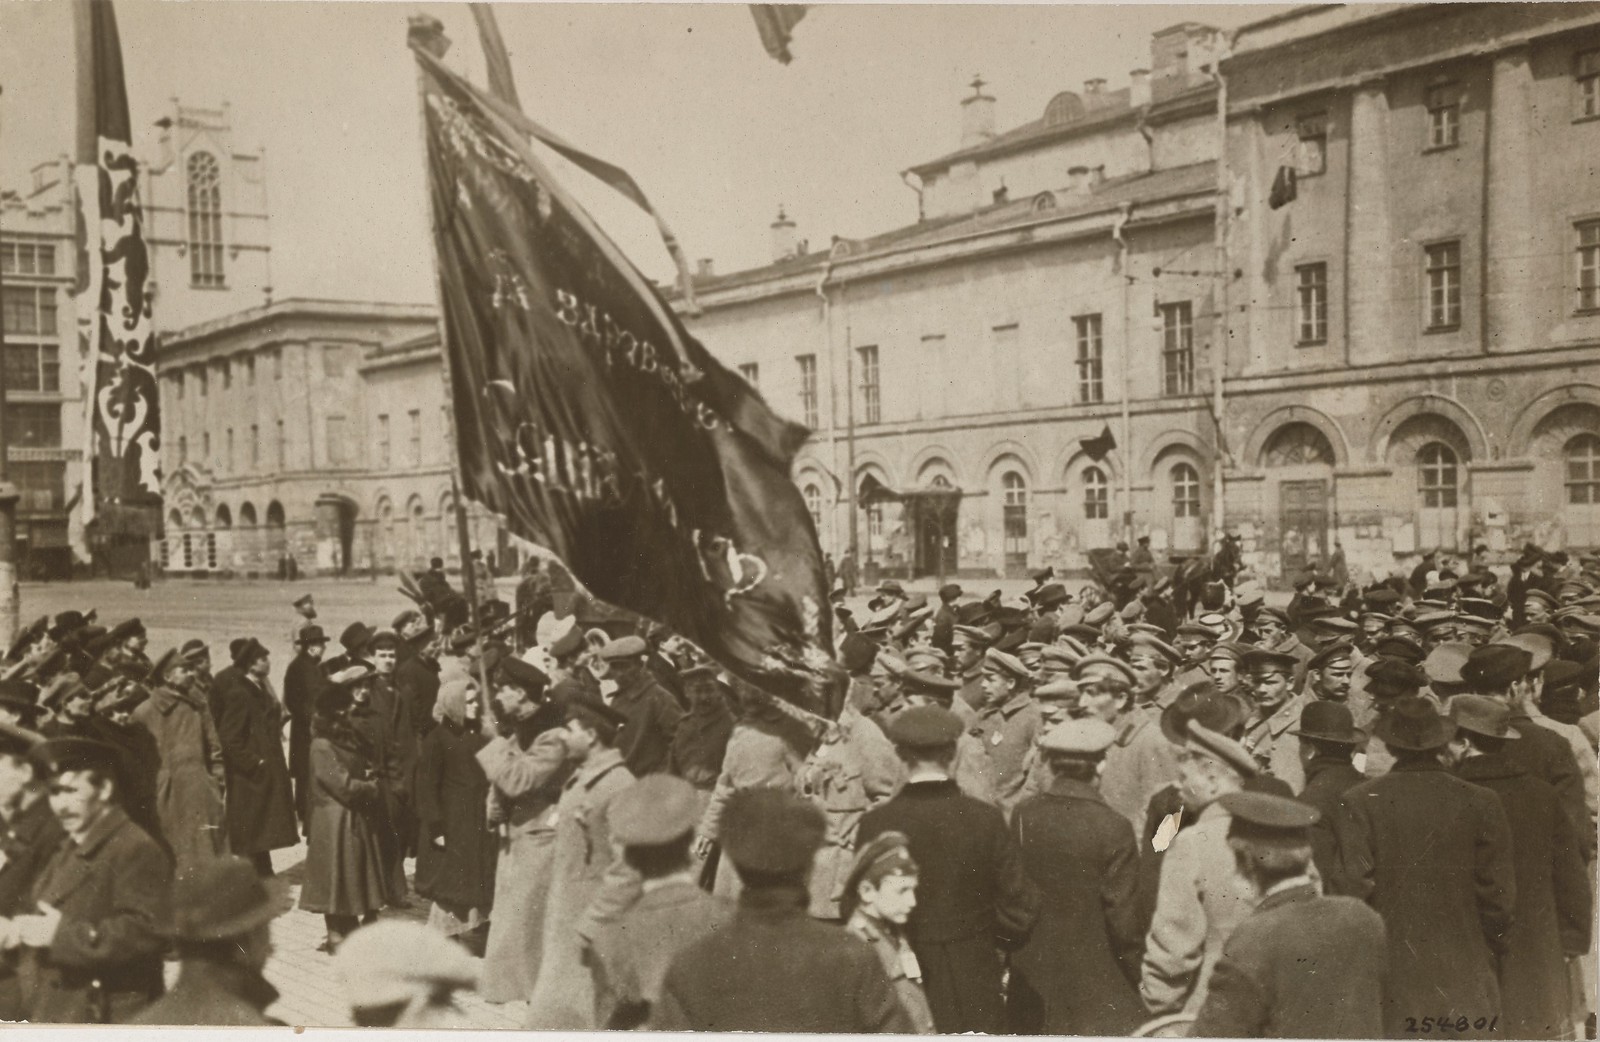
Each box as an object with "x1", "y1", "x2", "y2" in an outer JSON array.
[
  {"x1": 1185, "y1": 719, "x2": 1258, "y2": 777},
  {"x1": 598, "y1": 635, "x2": 648, "y2": 660},
  {"x1": 1523, "y1": 589, "x2": 1559, "y2": 611},
  {"x1": 1207, "y1": 641, "x2": 1251, "y2": 663},
  {"x1": 1034, "y1": 676, "x2": 1079, "y2": 703},
  {"x1": 1254, "y1": 606, "x2": 1290, "y2": 627},
  {"x1": 336, "y1": 921, "x2": 478, "y2": 1008},
  {"x1": 1495, "y1": 633, "x2": 1554, "y2": 672},
  {"x1": 1371, "y1": 634, "x2": 1425, "y2": 664},
  {"x1": 983, "y1": 648, "x2": 1034, "y2": 683},
  {"x1": 1241, "y1": 649, "x2": 1299, "y2": 675},
  {"x1": 494, "y1": 655, "x2": 549, "y2": 695},
  {"x1": 1460, "y1": 644, "x2": 1532, "y2": 690},
  {"x1": 1220, "y1": 790, "x2": 1320, "y2": 842},
  {"x1": 1364, "y1": 588, "x2": 1403, "y2": 608},
  {"x1": 720, "y1": 787, "x2": 825, "y2": 875},
  {"x1": 952, "y1": 623, "x2": 1000, "y2": 647},
  {"x1": 885, "y1": 705, "x2": 965, "y2": 749},
  {"x1": 939, "y1": 583, "x2": 964, "y2": 602},
  {"x1": 165, "y1": 856, "x2": 289, "y2": 941},
  {"x1": 1073, "y1": 654, "x2": 1137, "y2": 686},
  {"x1": 610, "y1": 775, "x2": 701, "y2": 846},
  {"x1": 1306, "y1": 641, "x2": 1356, "y2": 672},
  {"x1": 1083, "y1": 603, "x2": 1114, "y2": 627},
  {"x1": 31, "y1": 737, "x2": 121, "y2": 777},
  {"x1": 1038, "y1": 718, "x2": 1118, "y2": 757},
  {"x1": 1126, "y1": 633, "x2": 1182, "y2": 665},
  {"x1": 1308, "y1": 616, "x2": 1359, "y2": 638},
  {"x1": 1413, "y1": 610, "x2": 1457, "y2": 631}
]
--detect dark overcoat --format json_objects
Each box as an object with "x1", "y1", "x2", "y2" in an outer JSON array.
[
  {"x1": 1457, "y1": 754, "x2": 1593, "y2": 1040},
  {"x1": 281, "y1": 652, "x2": 325, "y2": 826},
  {"x1": 649, "y1": 884, "x2": 913, "y2": 1034},
  {"x1": 610, "y1": 671, "x2": 683, "y2": 777},
  {"x1": 395, "y1": 651, "x2": 441, "y2": 745},
  {"x1": 0, "y1": 797, "x2": 65, "y2": 1020},
  {"x1": 298, "y1": 732, "x2": 401, "y2": 916},
  {"x1": 413, "y1": 719, "x2": 496, "y2": 916},
  {"x1": 1191, "y1": 883, "x2": 1388, "y2": 1039},
  {"x1": 587, "y1": 880, "x2": 734, "y2": 1028},
  {"x1": 82, "y1": 717, "x2": 163, "y2": 851},
  {"x1": 1007, "y1": 778, "x2": 1144, "y2": 1036},
  {"x1": 128, "y1": 958, "x2": 282, "y2": 1026},
  {"x1": 209, "y1": 667, "x2": 298, "y2": 856},
  {"x1": 1508, "y1": 714, "x2": 1594, "y2": 860},
  {"x1": 1296, "y1": 753, "x2": 1364, "y2": 888},
  {"x1": 24, "y1": 806, "x2": 170, "y2": 1024},
  {"x1": 858, "y1": 778, "x2": 1040, "y2": 1033},
  {"x1": 1330, "y1": 760, "x2": 1516, "y2": 1038}
]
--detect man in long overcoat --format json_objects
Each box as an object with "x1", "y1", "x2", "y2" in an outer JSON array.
[
  {"x1": 0, "y1": 722, "x2": 64, "y2": 1020},
  {"x1": 282, "y1": 625, "x2": 328, "y2": 835},
  {"x1": 1289, "y1": 700, "x2": 1365, "y2": 886},
  {"x1": 1330, "y1": 697, "x2": 1516, "y2": 1039},
  {"x1": 1448, "y1": 696, "x2": 1592, "y2": 1040},
  {"x1": 858, "y1": 706, "x2": 1039, "y2": 1033},
  {"x1": 1008, "y1": 719, "x2": 1144, "y2": 1036},
  {"x1": 129, "y1": 648, "x2": 226, "y2": 872},
  {"x1": 210, "y1": 639, "x2": 298, "y2": 876},
  {"x1": 17, "y1": 738, "x2": 171, "y2": 1023}
]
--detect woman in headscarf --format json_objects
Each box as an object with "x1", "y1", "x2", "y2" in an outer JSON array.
[
  {"x1": 299, "y1": 666, "x2": 397, "y2": 951},
  {"x1": 415, "y1": 677, "x2": 497, "y2": 951}
]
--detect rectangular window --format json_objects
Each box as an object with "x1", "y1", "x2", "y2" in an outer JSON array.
[
  {"x1": 1074, "y1": 314, "x2": 1104, "y2": 403},
  {"x1": 3, "y1": 345, "x2": 59, "y2": 393},
  {"x1": 203, "y1": 432, "x2": 211, "y2": 463},
  {"x1": 245, "y1": 356, "x2": 256, "y2": 386},
  {"x1": 1425, "y1": 241, "x2": 1462, "y2": 329},
  {"x1": 738, "y1": 363, "x2": 759, "y2": 388},
  {"x1": 11, "y1": 461, "x2": 64, "y2": 515},
  {"x1": 3, "y1": 403, "x2": 61, "y2": 448},
  {"x1": 0, "y1": 242, "x2": 53, "y2": 276},
  {"x1": 376, "y1": 414, "x2": 391, "y2": 467},
  {"x1": 409, "y1": 409, "x2": 422, "y2": 466},
  {"x1": 226, "y1": 428, "x2": 234, "y2": 472},
  {"x1": 1295, "y1": 263, "x2": 1329, "y2": 344},
  {"x1": 178, "y1": 436, "x2": 188, "y2": 466},
  {"x1": 1297, "y1": 113, "x2": 1327, "y2": 176},
  {"x1": 1426, "y1": 84, "x2": 1460, "y2": 148},
  {"x1": 326, "y1": 416, "x2": 349, "y2": 466},
  {"x1": 197, "y1": 369, "x2": 208, "y2": 397},
  {"x1": 1578, "y1": 219, "x2": 1600, "y2": 313},
  {"x1": 1578, "y1": 49, "x2": 1600, "y2": 120},
  {"x1": 857, "y1": 345, "x2": 880, "y2": 424},
  {"x1": 219, "y1": 361, "x2": 231, "y2": 391},
  {"x1": 272, "y1": 348, "x2": 283, "y2": 381},
  {"x1": 277, "y1": 420, "x2": 286, "y2": 467},
  {"x1": 173, "y1": 372, "x2": 184, "y2": 401},
  {"x1": 250, "y1": 424, "x2": 260, "y2": 468},
  {"x1": 797, "y1": 354, "x2": 818, "y2": 429},
  {"x1": 1160, "y1": 302, "x2": 1194, "y2": 397},
  {"x1": 2, "y1": 286, "x2": 56, "y2": 336}
]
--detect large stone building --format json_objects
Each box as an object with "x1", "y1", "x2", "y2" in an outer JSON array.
[{"x1": 680, "y1": 5, "x2": 1600, "y2": 584}]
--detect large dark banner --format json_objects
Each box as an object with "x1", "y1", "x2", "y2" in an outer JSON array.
[
  {"x1": 74, "y1": 0, "x2": 161, "y2": 529},
  {"x1": 416, "y1": 47, "x2": 835, "y2": 711}
]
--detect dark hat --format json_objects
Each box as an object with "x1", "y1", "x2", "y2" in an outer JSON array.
[
  {"x1": 884, "y1": 705, "x2": 964, "y2": 749},
  {"x1": 720, "y1": 788, "x2": 825, "y2": 876},
  {"x1": 1290, "y1": 701, "x2": 1365, "y2": 745},
  {"x1": 1030, "y1": 567, "x2": 1055, "y2": 584},
  {"x1": 1523, "y1": 589, "x2": 1559, "y2": 611},
  {"x1": 367, "y1": 629, "x2": 403, "y2": 652},
  {"x1": 884, "y1": 657, "x2": 961, "y2": 698},
  {"x1": 566, "y1": 693, "x2": 628, "y2": 741},
  {"x1": 876, "y1": 580, "x2": 906, "y2": 597},
  {"x1": 1308, "y1": 615, "x2": 1360, "y2": 639},
  {"x1": 0, "y1": 679, "x2": 40, "y2": 720},
  {"x1": 1371, "y1": 633, "x2": 1425, "y2": 664},
  {"x1": 1496, "y1": 633, "x2": 1554, "y2": 672},
  {"x1": 841, "y1": 831, "x2": 918, "y2": 918},
  {"x1": 1291, "y1": 569, "x2": 1317, "y2": 589},
  {"x1": 1116, "y1": 541, "x2": 1129, "y2": 551},
  {"x1": 315, "y1": 682, "x2": 355, "y2": 719},
  {"x1": 230, "y1": 638, "x2": 269, "y2": 668},
  {"x1": 494, "y1": 655, "x2": 549, "y2": 696},
  {"x1": 1127, "y1": 633, "x2": 1182, "y2": 666},
  {"x1": 180, "y1": 639, "x2": 210, "y2": 662},
  {"x1": 340, "y1": 622, "x2": 374, "y2": 652},
  {"x1": 1306, "y1": 641, "x2": 1356, "y2": 673},
  {"x1": 293, "y1": 593, "x2": 316, "y2": 610},
  {"x1": 391, "y1": 608, "x2": 425, "y2": 632},
  {"x1": 1160, "y1": 686, "x2": 1252, "y2": 744},
  {"x1": 1457, "y1": 597, "x2": 1500, "y2": 621},
  {"x1": 295, "y1": 625, "x2": 328, "y2": 647},
  {"x1": 1033, "y1": 583, "x2": 1068, "y2": 609},
  {"x1": 598, "y1": 635, "x2": 648, "y2": 661},
  {"x1": 1460, "y1": 644, "x2": 1532, "y2": 690},
  {"x1": 147, "y1": 648, "x2": 184, "y2": 683},
  {"x1": 840, "y1": 633, "x2": 880, "y2": 675},
  {"x1": 1364, "y1": 657, "x2": 1428, "y2": 701},
  {"x1": 165, "y1": 855, "x2": 289, "y2": 941},
  {"x1": 1543, "y1": 658, "x2": 1585, "y2": 693},
  {"x1": 1448, "y1": 694, "x2": 1522, "y2": 742},
  {"x1": 5, "y1": 615, "x2": 48, "y2": 662},
  {"x1": 610, "y1": 775, "x2": 700, "y2": 846},
  {"x1": 31, "y1": 737, "x2": 121, "y2": 778},
  {"x1": 109, "y1": 618, "x2": 145, "y2": 642},
  {"x1": 983, "y1": 648, "x2": 1033, "y2": 683},
  {"x1": 1373, "y1": 695, "x2": 1457, "y2": 751},
  {"x1": 1220, "y1": 790, "x2": 1320, "y2": 846},
  {"x1": 48, "y1": 611, "x2": 88, "y2": 642},
  {"x1": 938, "y1": 583, "x2": 963, "y2": 602},
  {"x1": 0, "y1": 718, "x2": 44, "y2": 758},
  {"x1": 1254, "y1": 606, "x2": 1291, "y2": 627},
  {"x1": 1241, "y1": 649, "x2": 1299, "y2": 675},
  {"x1": 1185, "y1": 720, "x2": 1258, "y2": 777}
]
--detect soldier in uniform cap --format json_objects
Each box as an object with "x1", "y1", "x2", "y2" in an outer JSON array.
[
  {"x1": 290, "y1": 594, "x2": 318, "y2": 647},
  {"x1": 1088, "y1": 647, "x2": 1179, "y2": 840},
  {"x1": 1250, "y1": 607, "x2": 1313, "y2": 690},
  {"x1": 0, "y1": 720, "x2": 62, "y2": 1020},
  {"x1": 653, "y1": 788, "x2": 913, "y2": 1033},
  {"x1": 130, "y1": 646, "x2": 227, "y2": 873},
  {"x1": 283, "y1": 623, "x2": 330, "y2": 834},
  {"x1": 336, "y1": 920, "x2": 480, "y2": 1028},
  {"x1": 593, "y1": 636, "x2": 682, "y2": 778},
  {"x1": 840, "y1": 831, "x2": 935, "y2": 1033},
  {"x1": 879, "y1": 656, "x2": 997, "y2": 805},
  {"x1": 1191, "y1": 791, "x2": 1387, "y2": 1039},
  {"x1": 1329, "y1": 696, "x2": 1516, "y2": 1038},
  {"x1": 1239, "y1": 648, "x2": 1308, "y2": 790},
  {"x1": 131, "y1": 855, "x2": 288, "y2": 1026},
  {"x1": 587, "y1": 775, "x2": 733, "y2": 1029},
  {"x1": 858, "y1": 706, "x2": 1039, "y2": 1033},
  {"x1": 1009, "y1": 718, "x2": 1144, "y2": 1035},
  {"x1": 974, "y1": 649, "x2": 1041, "y2": 810},
  {"x1": 16, "y1": 738, "x2": 171, "y2": 1023}
]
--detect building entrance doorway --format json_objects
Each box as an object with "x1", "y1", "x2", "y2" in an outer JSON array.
[{"x1": 1278, "y1": 479, "x2": 1328, "y2": 582}]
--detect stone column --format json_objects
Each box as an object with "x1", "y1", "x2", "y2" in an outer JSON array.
[
  {"x1": 1485, "y1": 46, "x2": 1534, "y2": 355},
  {"x1": 1346, "y1": 80, "x2": 1393, "y2": 368}
]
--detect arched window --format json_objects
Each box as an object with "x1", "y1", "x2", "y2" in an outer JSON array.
[
  {"x1": 1263, "y1": 422, "x2": 1335, "y2": 467},
  {"x1": 929, "y1": 475, "x2": 952, "y2": 489},
  {"x1": 239, "y1": 502, "x2": 257, "y2": 527},
  {"x1": 376, "y1": 498, "x2": 396, "y2": 568},
  {"x1": 1417, "y1": 442, "x2": 1459, "y2": 508},
  {"x1": 803, "y1": 483, "x2": 823, "y2": 531},
  {"x1": 1083, "y1": 466, "x2": 1109, "y2": 519},
  {"x1": 167, "y1": 509, "x2": 184, "y2": 531},
  {"x1": 215, "y1": 504, "x2": 232, "y2": 529},
  {"x1": 1566, "y1": 434, "x2": 1600, "y2": 505},
  {"x1": 1171, "y1": 462, "x2": 1201, "y2": 517},
  {"x1": 186, "y1": 152, "x2": 225, "y2": 287},
  {"x1": 1001, "y1": 472, "x2": 1028, "y2": 574}
]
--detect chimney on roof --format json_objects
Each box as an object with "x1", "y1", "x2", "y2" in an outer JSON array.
[
  {"x1": 1130, "y1": 68, "x2": 1151, "y2": 108},
  {"x1": 697, "y1": 258, "x2": 715, "y2": 278},
  {"x1": 770, "y1": 206, "x2": 798, "y2": 263},
  {"x1": 1089, "y1": 165, "x2": 1106, "y2": 189},
  {"x1": 960, "y1": 75, "x2": 996, "y2": 149},
  {"x1": 1067, "y1": 166, "x2": 1090, "y2": 195}
]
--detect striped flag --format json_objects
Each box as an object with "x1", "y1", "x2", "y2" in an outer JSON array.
[{"x1": 750, "y1": 5, "x2": 808, "y2": 64}]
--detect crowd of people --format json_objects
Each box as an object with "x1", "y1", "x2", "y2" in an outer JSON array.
[{"x1": 0, "y1": 540, "x2": 1593, "y2": 1036}]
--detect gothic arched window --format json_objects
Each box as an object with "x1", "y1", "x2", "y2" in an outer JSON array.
[{"x1": 187, "y1": 152, "x2": 225, "y2": 287}]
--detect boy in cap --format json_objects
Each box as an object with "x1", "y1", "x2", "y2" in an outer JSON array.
[
  {"x1": 1446, "y1": 696, "x2": 1591, "y2": 1040},
  {"x1": 1191, "y1": 791, "x2": 1386, "y2": 1039},
  {"x1": 858, "y1": 706, "x2": 1039, "y2": 1033},
  {"x1": 0, "y1": 720, "x2": 62, "y2": 1020},
  {"x1": 1329, "y1": 696, "x2": 1516, "y2": 1038},
  {"x1": 593, "y1": 636, "x2": 682, "y2": 778},
  {"x1": 524, "y1": 694, "x2": 638, "y2": 1029},
  {"x1": 587, "y1": 775, "x2": 733, "y2": 1029},
  {"x1": 130, "y1": 856, "x2": 287, "y2": 1026},
  {"x1": 1008, "y1": 718, "x2": 1145, "y2": 1036},
  {"x1": 653, "y1": 788, "x2": 912, "y2": 1033},
  {"x1": 841, "y1": 831, "x2": 934, "y2": 1033},
  {"x1": 15, "y1": 738, "x2": 171, "y2": 1023}
]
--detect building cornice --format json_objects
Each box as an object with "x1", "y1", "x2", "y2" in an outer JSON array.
[
  {"x1": 1225, "y1": 341, "x2": 1599, "y2": 395},
  {"x1": 160, "y1": 298, "x2": 436, "y2": 352}
]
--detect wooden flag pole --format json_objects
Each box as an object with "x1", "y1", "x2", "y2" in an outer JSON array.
[{"x1": 409, "y1": 17, "x2": 494, "y2": 723}]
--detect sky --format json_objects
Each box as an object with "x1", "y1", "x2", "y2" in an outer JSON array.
[{"x1": 0, "y1": 1, "x2": 1294, "y2": 305}]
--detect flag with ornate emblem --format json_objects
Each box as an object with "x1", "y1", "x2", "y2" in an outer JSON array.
[
  {"x1": 73, "y1": 0, "x2": 161, "y2": 534},
  {"x1": 411, "y1": 26, "x2": 836, "y2": 713}
]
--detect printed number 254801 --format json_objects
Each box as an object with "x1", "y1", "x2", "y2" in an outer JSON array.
[{"x1": 1404, "y1": 1016, "x2": 1499, "y2": 1034}]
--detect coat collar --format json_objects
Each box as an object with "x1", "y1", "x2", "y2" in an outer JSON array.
[
  {"x1": 1454, "y1": 753, "x2": 1525, "y2": 783},
  {"x1": 571, "y1": 747, "x2": 626, "y2": 790},
  {"x1": 36, "y1": 806, "x2": 132, "y2": 907},
  {"x1": 981, "y1": 690, "x2": 1033, "y2": 722},
  {"x1": 1256, "y1": 881, "x2": 1319, "y2": 913},
  {"x1": 153, "y1": 684, "x2": 205, "y2": 715},
  {"x1": 736, "y1": 883, "x2": 810, "y2": 919},
  {"x1": 1045, "y1": 777, "x2": 1108, "y2": 804}
]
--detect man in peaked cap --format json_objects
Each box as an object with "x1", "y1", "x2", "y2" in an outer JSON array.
[
  {"x1": 19, "y1": 737, "x2": 172, "y2": 1023},
  {"x1": 129, "y1": 644, "x2": 227, "y2": 873},
  {"x1": 1289, "y1": 701, "x2": 1365, "y2": 883},
  {"x1": 1191, "y1": 791, "x2": 1387, "y2": 1040},
  {"x1": 1250, "y1": 607, "x2": 1314, "y2": 690},
  {"x1": 335, "y1": 919, "x2": 480, "y2": 1028},
  {"x1": 290, "y1": 593, "x2": 318, "y2": 647},
  {"x1": 879, "y1": 657, "x2": 997, "y2": 805},
  {"x1": 594, "y1": 635, "x2": 682, "y2": 779},
  {"x1": 1330, "y1": 695, "x2": 1516, "y2": 1038},
  {"x1": 586, "y1": 775, "x2": 733, "y2": 1029},
  {"x1": 1522, "y1": 587, "x2": 1559, "y2": 626},
  {"x1": 1238, "y1": 649, "x2": 1307, "y2": 790},
  {"x1": 1127, "y1": 632, "x2": 1185, "y2": 710},
  {"x1": 654, "y1": 788, "x2": 913, "y2": 1033},
  {"x1": 283, "y1": 623, "x2": 329, "y2": 835},
  {"x1": 859, "y1": 707, "x2": 1039, "y2": 1034},
  {"x1": 974, "y1": 649, "x2": 1042, "y2": 810},
  {"x1": 1077, "y1": 650, "x2": 1175, "y2": 839},
  {"x1": 840, "y1": 831, "x2": 935, "y2": 1033},
  {"x1": 1008, "y1": 717, "x2": 1145, "y2": 1035}
]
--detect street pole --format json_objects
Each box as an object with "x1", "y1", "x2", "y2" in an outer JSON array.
[
  {"x1": 1210, "y1": 33, "x2": 1236, "y2": 555},
  {"x1": 0, "y1": 85, "x2": 22, "y2": 648}
]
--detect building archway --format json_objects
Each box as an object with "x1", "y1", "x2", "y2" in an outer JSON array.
[
  {"x1": 265, "y1": 500, "x2": 288, "y2": 565},
  {"x1": 1384, "y1": 413, "x2": 1473, "y2": 551},
  {"x1": 1261, "y1": 421, "x2": 1337, "y2": 581},
  {"x1": 314, "y1": 494, "x2": 358, "y2": 574},
  {"x1": 1529, "y1": 402, "x2": 1600, "y2": 547}
]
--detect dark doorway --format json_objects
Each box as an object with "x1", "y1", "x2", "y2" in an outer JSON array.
[
  {"x1": 1278, "y1": 479, "x2": 1328, "y2": 582},
  {"x1": 909, "y1": 492, "x2": 960, "y2": 580}
]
